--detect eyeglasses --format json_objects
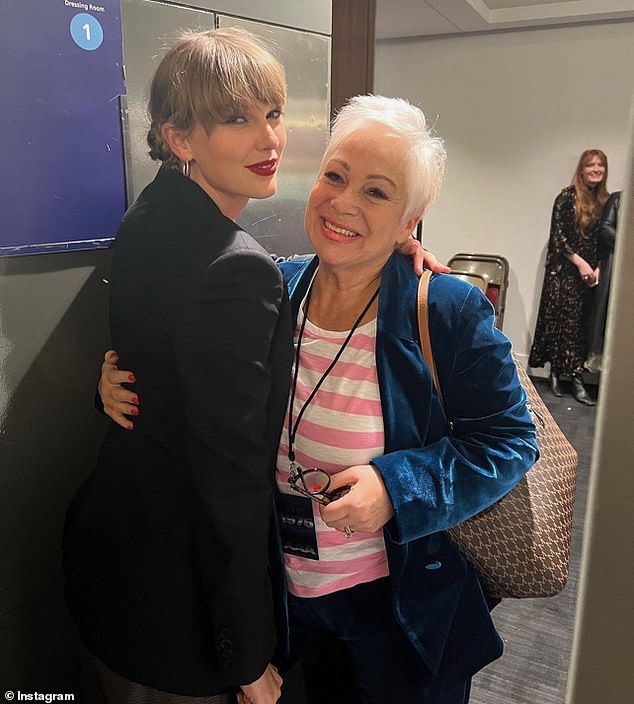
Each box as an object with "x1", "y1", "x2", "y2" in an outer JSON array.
[{"x1": 288, "y1": 466, "x2": 350, "y2": 505}]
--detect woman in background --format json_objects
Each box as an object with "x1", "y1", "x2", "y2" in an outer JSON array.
[
  {"x1": 586, "y1": 190, "x2": 621, "y2": 373},
  {"x1": 529, "y1": 149, "x2": 609, "y2": 405}
]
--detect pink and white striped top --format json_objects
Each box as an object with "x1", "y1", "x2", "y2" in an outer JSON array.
[{"x1": 276, "y1": 307, "x2": 389, "y2": 598}]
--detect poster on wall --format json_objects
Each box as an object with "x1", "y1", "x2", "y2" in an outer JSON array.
[{"x1": 0, "y1": 0, "x2": 126, "y2": 256}]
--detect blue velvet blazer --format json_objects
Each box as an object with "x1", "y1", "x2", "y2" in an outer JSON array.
[{"x1": 278, "y1": 251, "x2": 538, "y2": 681}]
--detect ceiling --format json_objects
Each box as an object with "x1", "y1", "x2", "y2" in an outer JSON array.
[{"x1": 375, "y1": 0, "x2": 634, "y2": 39}]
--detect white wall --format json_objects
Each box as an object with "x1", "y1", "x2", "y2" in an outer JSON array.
[{"x1": 376, "y1": 21, "x2": 634, "y2": 363}]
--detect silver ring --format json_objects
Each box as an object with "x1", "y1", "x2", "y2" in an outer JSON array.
[{"x1": 344, "y1": 525, "x2": 354, "y2": 538}]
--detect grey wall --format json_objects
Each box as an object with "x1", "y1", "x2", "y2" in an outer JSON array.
[
  {"x1": 0, "y1": 250, "x2": 112, "y2": 693},
  {"x1": 375, "y1": 20, "x2": 634, "y2": 364},
  {"x1": 158, "y1": 0, "x2": 331, "y2": 35},
  {"x1": 0, "y1": 0, "x2": 330, "y2": 694}
]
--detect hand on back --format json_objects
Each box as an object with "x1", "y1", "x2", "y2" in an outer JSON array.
[{"x1": 98, "y1": 349, "x2": 139, "y2": 429}]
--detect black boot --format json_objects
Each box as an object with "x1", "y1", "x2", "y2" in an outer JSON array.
[
  {"x1": 549, "y1": 372, "x2": 564, "y2": 397},
  {"x1": 572, "y1": 373, "x2": 595, "y2": 406}
]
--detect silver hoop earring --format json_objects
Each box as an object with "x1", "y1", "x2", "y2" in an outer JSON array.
[{"x1": 182, "y1": 160, "x2": 191, "y2": 179}]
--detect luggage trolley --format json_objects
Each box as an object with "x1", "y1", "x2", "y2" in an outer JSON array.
[{"x1": 447, "y1": 253, "x2": 510, "y2": 329}]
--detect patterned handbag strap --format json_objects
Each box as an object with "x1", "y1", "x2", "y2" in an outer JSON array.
[{"x1": 417, "y1": 270, "x2": 444, "y2": 406}]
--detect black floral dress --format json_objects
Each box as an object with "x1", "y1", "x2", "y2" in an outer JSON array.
[{"x1": 529, "y1": 185, "x2": 599, "y2": 376}]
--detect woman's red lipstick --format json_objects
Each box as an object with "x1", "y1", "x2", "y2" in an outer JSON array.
[{"x1": 246, "y1": 159, "x2": 278, "y2": 176}]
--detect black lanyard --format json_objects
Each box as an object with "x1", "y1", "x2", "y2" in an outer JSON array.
[{"x1": 287, "y1": 282, "x2": 380, "y2": 466}]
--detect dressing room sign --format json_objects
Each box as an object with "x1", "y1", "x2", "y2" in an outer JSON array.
[{"x1": 0, "y1": 0, "x2": 126, "y2": 255}]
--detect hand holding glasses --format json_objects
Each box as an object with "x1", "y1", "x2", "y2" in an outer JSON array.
[{"x1": 288, "y1": 466, "x2": 351, "y2": 506}]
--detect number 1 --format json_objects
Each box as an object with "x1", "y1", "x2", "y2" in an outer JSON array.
[{"x1": 82, "y1": 23, "x2": 91, "y2": 41}]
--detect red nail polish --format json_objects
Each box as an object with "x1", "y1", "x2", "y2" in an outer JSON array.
[
  {"x1": 130, "y1": 408, "x2": 139, "y2": 416},
  {"x1": 131, "y1": 397, "x2": 139, "y2": 405},
  {"x1": 128, "y1": 374, "x2": 136, "y2": 382},
  {"x1": 127, "y1": 423, "x2": 133, "y2": 431}
]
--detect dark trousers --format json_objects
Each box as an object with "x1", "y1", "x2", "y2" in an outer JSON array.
[
  {"x1": 288, "y1": 578, "x2": 471, "y2": 704},
  {"x1": 95, "y1": 659, "x2": 235, "y2": 704}
]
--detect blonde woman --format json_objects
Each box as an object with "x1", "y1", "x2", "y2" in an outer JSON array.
[{"x1": 63, "y1": 28, "x2": 291, "y2": 704}]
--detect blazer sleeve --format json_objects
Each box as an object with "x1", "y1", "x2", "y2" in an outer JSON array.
[
  {"x1": 173, "y1": 247, "x2": 285, "y2": 687},
  {"x1": 372, "y1": 285, "x2": 538, "y2": 545},
  {"x1": 599, "y1": 191, "x2": 620, "y2": 255}
]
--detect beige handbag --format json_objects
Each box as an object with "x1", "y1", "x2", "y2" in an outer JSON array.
[{"x1": 417, "y1": 271, "x2": 578, "y2": 598}]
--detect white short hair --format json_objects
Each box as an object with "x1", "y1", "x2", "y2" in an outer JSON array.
[{"x1": 323, "y1": 95, "x2": 446, "y2": 224}]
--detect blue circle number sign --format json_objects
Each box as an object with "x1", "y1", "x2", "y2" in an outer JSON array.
[{"x1": 70, "y1": 13, "x2": 104, "y2": 51}]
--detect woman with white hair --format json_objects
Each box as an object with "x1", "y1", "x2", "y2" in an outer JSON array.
[
  {"x1": 99, "y1": 94, "x2": 537, "y2": 703},
  {"x1": 272, "y1": 94, "x2": 537, "y2": 703}
]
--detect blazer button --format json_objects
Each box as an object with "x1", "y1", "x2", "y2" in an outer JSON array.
[{"x1": 425, "y1": 560, "x2": 442, "y2": 570}]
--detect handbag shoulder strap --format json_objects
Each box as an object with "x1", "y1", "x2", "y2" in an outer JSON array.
[
  {"x1": 417, "y1": 270, "x2": 444, "y2": 405},
  {"x1": 418, "y1": 273, "x2": 544, "y2": 438}
]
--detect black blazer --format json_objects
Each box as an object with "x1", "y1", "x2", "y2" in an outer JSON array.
[
  {"x1": 63, "y1": 168, "x2": 293, "y2": 696},
  {"x1": 599, "y1": 190, "x2": 621, "y2": 258}
]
